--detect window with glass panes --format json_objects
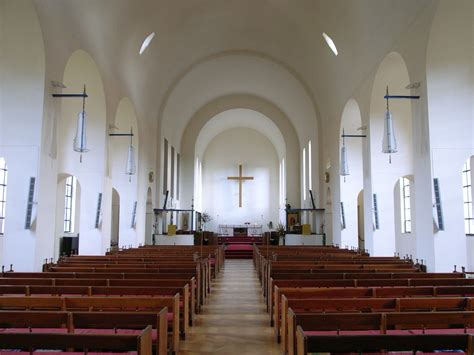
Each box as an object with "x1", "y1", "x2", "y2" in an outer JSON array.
[
  {"x1": 64, "y1": 176, "x2": 76, "y2": 233},
  {"x1": 0, "y1": 158, "x2": 7, "y2": 235},
  {"x1": 400, "y1": 177, "x2": 411, "y2": 233},
  {"x1": 463, "y1": 159, "x2": 473, "y2": 235}
]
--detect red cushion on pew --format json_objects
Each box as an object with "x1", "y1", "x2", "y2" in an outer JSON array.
[
  {"x1": 305, "y1": 330, "x2": 381, "y2": 335},
  {"x1": 74, "y1": 328, "x2": 158, "y2": 341},
  {"x1": 167, "y1": 312, "x2": 174, "y2": 322},
  {"x1": 0, "y1": 328, "x2": 68, "y2": 333},
  {"x1": 408, "y1": 328, "x2": 474, "y2": 335},
  {"x1": 0, "y1": 352, "x2": 138, "y2": 355}
]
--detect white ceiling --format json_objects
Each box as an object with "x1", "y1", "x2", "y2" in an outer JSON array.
[{"x1": 33, "y1": 0, "x2": 433, "y2": 133}]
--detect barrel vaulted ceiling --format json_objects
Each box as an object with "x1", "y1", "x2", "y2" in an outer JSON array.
[{"x1": 33, "y1": 0, "x2": 434, "y2": 133}]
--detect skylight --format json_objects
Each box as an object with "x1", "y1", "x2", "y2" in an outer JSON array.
[
  {"x1": 139, "y1": 32, "x2": 155, "y2": 55},
  {"x1": 322, "y1": 32, "x2": 338, "y2": 56}
]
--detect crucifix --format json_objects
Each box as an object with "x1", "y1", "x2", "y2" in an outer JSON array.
[{"x1": 227, "y1": 164, "x2": 254, "y2": 208}]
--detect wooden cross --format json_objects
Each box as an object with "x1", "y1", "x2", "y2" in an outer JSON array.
[{"x1": 227, "y1": 164, "x2": 254, "y2": 208}]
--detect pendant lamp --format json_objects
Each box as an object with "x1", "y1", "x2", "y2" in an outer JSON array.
[
  {"x1": 340, "y1": 129, "x2": 350, "y2": 177},
  {"x1": 382, "y1": 86, "x2": 397, "y2": 163},
  {"x1": 125, "y1": 128, "x2": 136, "y2": 181}
]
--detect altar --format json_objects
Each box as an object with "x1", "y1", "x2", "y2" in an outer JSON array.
[{"x1": 218, "y1": 224, "x2": 263, "y2": 236}]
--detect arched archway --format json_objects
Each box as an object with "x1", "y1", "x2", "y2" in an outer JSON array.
[
  {"x1": 180, "y1": 95, "x2": 301, "y2": 216},
  {"x1": 57, "y1": 49, "x2": 107, "y2": 255},
  {"x1": 109, "y1": 98, "x2": 140, "y2": 247},
  {"x1": 369, "y1": 52, "x2": 413, "y2": 256},
  {"x1": 339, "y1": 99, "x2": 364, "y2": 249}
]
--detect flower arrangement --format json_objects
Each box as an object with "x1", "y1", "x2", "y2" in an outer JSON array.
[
  {"x1": 201, "y1": 212, "x2": 212, "y2": 231},
  {"x1": 276, "y1": 222, "x2": 285, "y2": 236},
  {"x1": 201, "y1": 212, "x2": 212, "y2": 224}
]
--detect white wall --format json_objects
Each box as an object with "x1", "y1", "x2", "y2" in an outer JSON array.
[
  {"x1": 426, "y1": 0, "x2": 474, "y2": 271},
  {"x1": 369, "y1": 52, "x2": 413, "y2": 256},
  {"x1": 201, "y1": 127, "x2": 279, "y2": 232},
  {"x1": 0, "y1": 0, "x2": 45, "y2": 270}
]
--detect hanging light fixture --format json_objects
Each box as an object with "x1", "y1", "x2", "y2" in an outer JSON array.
[
  {"x1": 340, "y1": 129, "x2": 350, "y2": 178},
  {"x1": 382, "y1": 84, "x2": 420, "y2": 164},
  {"x1": 109, "y1": 127, "x2": 136, "y2": 182},
  {"x1": 382, "y1": 86, "x2": 397, "y2": 163},
  {"x1": 73, "y1": 86, "x2": 90, "y2": 162},
  {"x1": 52, "y1": 84, "x2": 89, "y2": 163},
  {"x1": 125, "y1": 127, "x2": 136, "y2": 181},
  {"x1": 339, "y1": 129, "x2": 367, "y2": 181}
]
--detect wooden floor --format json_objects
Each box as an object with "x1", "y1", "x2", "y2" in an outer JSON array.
[{"x1": 179, "y1": 259, "x2": 280, "y2": 354}]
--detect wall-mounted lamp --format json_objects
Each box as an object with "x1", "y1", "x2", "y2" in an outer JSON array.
[
  {"x1": 340, "y1": 128, "x2": 367, "y2": 181},
  {"x1": 383, "y1": 86, "x2": 420, "y2": 163},
  {"x1": 109, "y1": 127, "x2": 136, "y2": 181},
  {"x1": 52, "y1": 85, "x2": 89, "y2": 162}
]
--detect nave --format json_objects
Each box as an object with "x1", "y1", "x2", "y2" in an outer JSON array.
[{"x1": 180, "y1": 259, "x2": 280, "y2": 354}]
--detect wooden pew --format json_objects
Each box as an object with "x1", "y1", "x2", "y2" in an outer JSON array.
[
  {"x1": 0, "y1": 308, "x2": 168, "y2": 354},
  {"x1": 295, "y1": 331, "x2": 473, "y2": 355},
  {"x1": 0, "y1": 326, "x2": 153, "y2": 355},
  {"x1": 282, "y1": 296, "x2": 474, "y2": 354},
  {"x1": 1, "y1": 272, "x2": 201, "y2": 313},
  {"x1": 272, "y1": 285, "x2": 474, "y2": 342},
  {"x1": 0, "y1": 295, "x2": 179, "y2": 353},
  {"x1": 288, "y1": 310, "x2": 474, "y2": 355}
]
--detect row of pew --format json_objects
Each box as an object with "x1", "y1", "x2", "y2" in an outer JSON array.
[
  {"x1": 0, "y1": 245, "x2": 224, "y2": 354},
  {"x1": 254, "y1": 245, "x2": 474, "y2": 355}
]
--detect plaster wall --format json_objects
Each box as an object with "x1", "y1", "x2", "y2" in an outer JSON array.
[
  {"x1": 426, "y1": 0, "x2": 474, "y2": 271},
  {"x1": 201, "y1": 128, "x2": 279, "y2": 232},
  {"x1": 0, "y1": 0, "x2": 45, "y2": 270}
]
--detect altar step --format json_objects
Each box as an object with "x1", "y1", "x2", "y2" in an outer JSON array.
[
  {"x1": 225, "y1": 250, "x2": 253, "y2": 259},
  {"x1": 218, "y1": 236, "x2": 263, "y2": 245},
  {"x1": 225, "y1": 244, "x2": 254, "y2": 259}
]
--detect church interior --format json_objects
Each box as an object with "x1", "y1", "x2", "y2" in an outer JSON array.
[{"x1": 0, "y1": 0, "x2": 473, "y2": 354}]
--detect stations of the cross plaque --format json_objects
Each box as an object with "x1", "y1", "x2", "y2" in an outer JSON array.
[{"x1": 227, "y1": 164, "x2": 254, "y2": 208}]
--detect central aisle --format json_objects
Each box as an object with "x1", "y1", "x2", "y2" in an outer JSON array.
[{"x1": 179, "y1": 259, "x2": 280, "y2": 354}]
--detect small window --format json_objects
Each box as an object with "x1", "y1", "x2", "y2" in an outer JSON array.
[
  {"x1": 0, "y1": 158, "x2": 7, "y2": 235},
  {"x1": 400, "y1": 177, "x2": 411, "y2": 233},
  {"x1": 308, "y1": 141, "x2": 312, "y2": 190},
  {"x1": 463, "y1": 159, "x2": 474, "y2": 235},
  {"x1": 302, "y1": 148, "x2": 306, "y2": 200},
  {"x1": 64, "y1": 176, "x2": 77, "y2": 233}
]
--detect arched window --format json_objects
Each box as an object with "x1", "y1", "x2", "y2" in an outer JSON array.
[
  {"x1": 0, "y1": 158, "x2": 7, "y2": 235},
  {"x1": 64, "y1": 176, "x2": 77, "y2": 233},
  {"x1": 302, "y1": 148, "x2": 306, "y2": 200},
  {"x1": 463, "y1": 158, "x2": 473, "y2": 235},
  {"x1": 400, "y1": 177, "x2": 411, "y2": 233},
  {"x1": 308, "y1": 141, "x2": 312, "y2": 191}
]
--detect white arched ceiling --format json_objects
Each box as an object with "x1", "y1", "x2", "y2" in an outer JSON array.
[
  {"x1": 161, "y1": 53, "x2": 318, "y2": 149},
  {"x1": 179, "y1": 94, "x2": 301, "y2": 210},
  {"x1": 195, "y1": 109, "x2": 286, "y2": 161},
  {"x1": 33, "y1": 0, "x2": 433, "y2": 133}
]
